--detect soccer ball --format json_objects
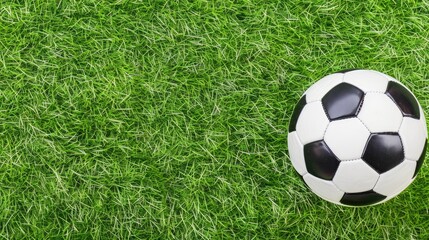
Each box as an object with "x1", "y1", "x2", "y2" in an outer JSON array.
[{"x1": 288, "y1": 69, "x2": 427, "y2": 206}]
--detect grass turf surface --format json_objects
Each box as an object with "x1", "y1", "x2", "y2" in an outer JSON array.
[{"x1": 1, "y1": 0, "x2": 429, "y2": 239}]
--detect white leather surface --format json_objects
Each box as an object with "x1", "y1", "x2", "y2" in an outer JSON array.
[
  {"x1": 287, "y1": 132, "x2": 307, "y2": 175},
  {"x1": 377, "y1": 178, "x2": 414, "y2": 204},
  {"x1": 296, "y1": 101, "x2": 330, "y2": 145},
  {"x1": 343, "y1": 70, "x2": 389, "y2": 93},
  {"x1": 303, "y1": 174, "x2": 344, "y2": 203},
  {"x1": 373, "y1": 160, "x2": 416, "y2": 196},
  {"x1": 305, "y1": 73, "x2": 343, "y2": 102},
  {"x1": 324, "y1": 118, "x2": 370, "y2": 160},
  {"x1": 358, "y1": 93, "x2": 403, "y2": 132},
  {"x1": 333, "y1": 160, "x2": 379, "y2": 193},
  {"x1": 399, "y1": 117, "x2": 427, "y2": 161},
  {"x1": 369, "y1": 70, "x2": 399, "y2": 83},
  {"x1": 420, "y1": 106, "x2": 428, "y2": 139}
]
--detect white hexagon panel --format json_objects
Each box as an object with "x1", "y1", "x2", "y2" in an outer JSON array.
[
  {"x1": 296, "y1": 101, "x2": 330, "y2": 145},
  {"x1": 287, "y1": 132, "x2": 306, "y2": 175},
  {"x1": 358, "y1": 93, "x2": 403, "y2": 133},
  {"x1": 369, "y1": 70, "x2": 399, "y2": 83},
  {"x1": 303, "y1": 174, "x2": 344, "y2": 203},
  {"x1": 377, "y1": 180, "x2": 413, "y2": 204},
  {"x1": 420, "y1": 106, "x2": 428, "y2": 139},
  {"x1": 333, "y1": 160, "x2": 379, "y2": 193},
  {"x1": 373, "y1": 160, "x2": 416, "y2": 196},
  {"x1": 324, "y1": 118, "x2": 370, "y2": 160},
  {"x1": 343, "y1": 69, "x2": 389, "y2": 93},
  {"x1": 399, "y1": 117, "x2": 427, "y2": 161}
]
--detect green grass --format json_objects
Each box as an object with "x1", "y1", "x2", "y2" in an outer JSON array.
[{"x1": 0, "y1": 0, "x2": 428, "y2": 239}]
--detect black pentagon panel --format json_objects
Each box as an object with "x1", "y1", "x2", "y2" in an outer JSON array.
[
  {"x1": 304, "y1": 140, "x2": 340, "y2": 180},
  {"x1": 414, "y1": 139, "x2": 427, "y2": 178},
  {"x1": 289, "y1": 95, "x2": 307, "y2": 132},
  {"x1": 322, "y1": 83, "x2": 364, "y2": 120},
  {"x1": 362, "y1": 133, "x2": 404, "y2": 173},
  {"x1": 335, "y1": 68, "x2": 360, "y2": 74},
  {"x1": 340, "y1": 190, "x2": 387, "y2": 206},
  {"x1": 386, "y1": 81, "x2": 420, "y2": 119}
]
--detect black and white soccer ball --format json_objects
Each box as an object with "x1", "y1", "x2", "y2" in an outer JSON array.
[{"x1": 288, "y1": 69, "x2": 427, "y2": 206}]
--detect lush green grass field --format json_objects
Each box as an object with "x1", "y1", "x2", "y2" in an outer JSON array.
[{"x1": 1, "y1": 0, "x2": 428, "y2": 239}]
